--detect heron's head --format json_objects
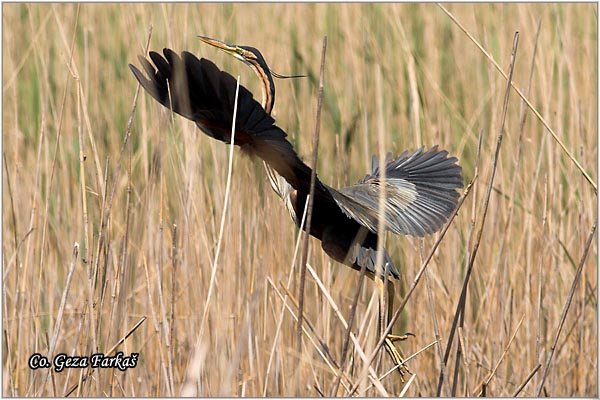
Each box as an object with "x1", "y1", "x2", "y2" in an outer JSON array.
[{"x1": 198, "y1": 35, "x2": 269, "y2": 72}]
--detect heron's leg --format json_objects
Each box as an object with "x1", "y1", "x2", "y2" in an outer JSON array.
[
  {"x1": 386, "y1": 279, "x2": 395, "y2": 324},
  {"x1": 382, "y1": 279, "x2": 413, "y2": 380},
  {"x1": 374, "y1": 274, "x2": 394, "y2": 339}
]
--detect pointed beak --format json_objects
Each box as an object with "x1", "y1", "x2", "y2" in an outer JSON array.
[{"x1": 198, "y1": 35, "x2": 237, "y2": 55}]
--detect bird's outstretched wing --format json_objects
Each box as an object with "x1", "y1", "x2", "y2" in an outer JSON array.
[
  {"x1": 130, "y1": 49, "x2": 267, "y2": 141},
  {"x1": 129, "y1": 49, "x2": 316, "y2": 193},
  {"x1": 328, "y1": 146, "x2": 463, "y2": 236}
]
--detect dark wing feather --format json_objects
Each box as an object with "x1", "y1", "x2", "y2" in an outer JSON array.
[
  {"x1": 329, "y1": 146, "x2": 463, "y2": 236},
  {"x1": 321, "y1": 226, "x2": 400, "y2": 279},
  {"x1": 129, "y1": 49, "x2": 317, "y2": 193},
  {"x1": 348, "y1": 243, "x2": 401, "y2": 279}
]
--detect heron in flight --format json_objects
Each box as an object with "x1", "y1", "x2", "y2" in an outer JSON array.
[{"x1": 129, "y1": 40, "x2": 463, "y2": 280}]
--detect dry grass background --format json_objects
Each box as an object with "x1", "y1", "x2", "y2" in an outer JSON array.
[{"x1": 2, "y1": 3, "x2": 597, "y2": 397}]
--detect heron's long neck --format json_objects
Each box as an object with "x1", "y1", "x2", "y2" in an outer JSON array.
[{"x1": 249, "y1": 63, "x2": 275, "y2": 115}]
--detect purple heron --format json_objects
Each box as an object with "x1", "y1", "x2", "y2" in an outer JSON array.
[{"x1": 129, "y1": 41, "x2": 463, "y2": 280}]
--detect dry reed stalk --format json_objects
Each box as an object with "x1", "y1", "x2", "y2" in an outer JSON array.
[
  {"x1": 169, "y1": 223, "x2": 178, "y2": 389},
  {"x1": 78, "y1": 29, "x2": 106, "y2": 193},
  {"x1": 399, "y1": 373, "x2": 417, "y2": 397},
  {"x1": 3, "y1": 329, "x2": 15, "y2": 396},
  {"x1": 267, "y1": 278, "x2": 349, "y2": 391},
  {"x1": 156, "y1": 66, "x2": 167, "y2": 396},
  {"x1": 198, "y1": 75, "x2": 240, "y2": 334},
  {"x1": 422, "y1": 242, "x2": 451, "y2": 396},
  {"x1": 37, "y1": 4, "x2": 79, "y2": 283},
  {"x1": 475, "y1": 313, "x2": 525, "y2": 396},
  {"x1": 76, "y1": 79, "x2": 90, "y2": 267},
  {"x1": 17, "y1": 7, "x2": 79, "y2": 393},
  {"x1": 496, "y1": 21, "x2": 542, "y2": 316},
  {"x1": 3, "y1": 154, "x2": 19, "y2": 266},
  {"x1": 3, "y1": 10, "x2": 52, "y2": 91},
  {"x1": 451, "y1": 325, "x2": 463, "y2": 396},
  {"x1": 106, "y1": 24, "x2": 152, "y2": 226},
  {"x1": 437, "y1": 4, "x2": 596, "y2": 193},
  {"x1": 61, "y1": 302, "x2": 87, "y2": 395},
  {"x1": 536, "y1": 220, "x2": 597, "y2": 396},
  {"x1": 512, "y1": 363, "x2": 541, "y2": 396},
  {"x1": 330, "y1": 255, "x2": 368, "y2": 396},
  {"x1": 83, "y1": 33, "x2": 153, "y2": 382},
  {"x1": 277, "y1": 281, "x2": 341, "y2": 370},
  {"x1": 297, "y1": 36, "x2": 327, "y2": 355},
  {"x1": 62, "y1": 23, "x2": 104, "y2": 394},
  {"x1": 10, "y1": 110, "x2": 43, "y2": 394},
  {"x1": 437, "y1": 31, "x2": 520, "y2": 395},
  {"x1": 154, "y1": 173, "x2": 173, "y2": 395},
  {"x1": 392, "y1": 15, "x2": 421, "y2": 147},
  {"x1": 460, "y1": 326, "x2": 474, "y2": 394},
  {"x1": 39, "y1": 243, "x2": 79, "y2": 396},
  {"x1": 305, "y1": 263, "x2": 389, "y2": 396},
  {"x1": 374, "y1": 65, "x2": 390, "y2": 356},
  {"x1": 504, "y1": 17, "x2": 541, "y2": 237},
  {"x1": 109, "y1": 23, "x2": 154, "y2": 396},
  {"x1": 263, "y1": 195, "x2": 311, "y2": 395},
  {"x1": 181, "y1": 76, "x2": 242, "y2": 396},
  {"x1": 535, "y1": 177, "x2": 548, "y2": 388},
  {"x1": 144, "y1": 257, "x2": 176, "y2": 395},
  {"x1": 63, "y1": 316, "x2": 146, "y2": 396}
]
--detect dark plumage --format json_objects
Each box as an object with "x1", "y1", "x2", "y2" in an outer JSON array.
[{"x1": 130, "y1": 49, "x2": 463, "y2": 279}]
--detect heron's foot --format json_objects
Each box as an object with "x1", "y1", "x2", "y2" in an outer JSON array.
[
  {"x1": 383, "y1": 336, "x2": 412, "y2": 381},
  {"x1": 387, "y1": 332, "x2": 416, "y2": 343}
]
